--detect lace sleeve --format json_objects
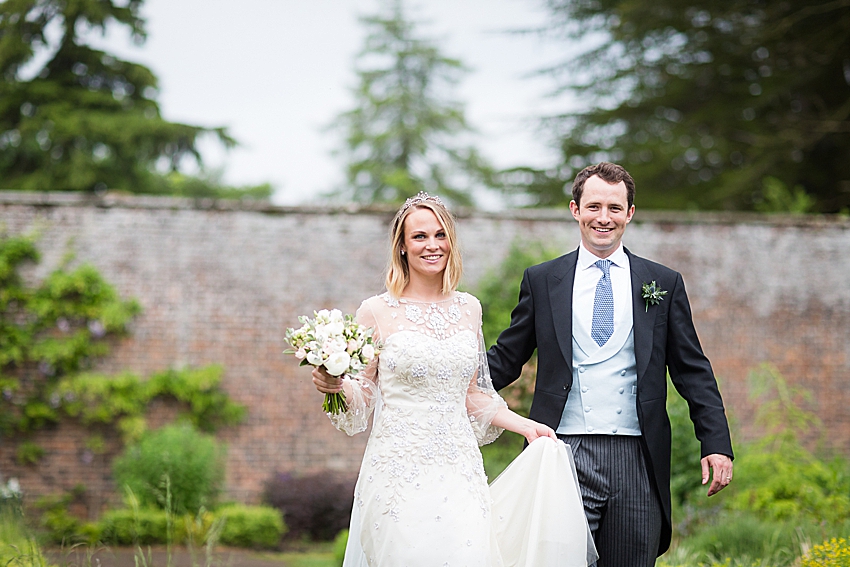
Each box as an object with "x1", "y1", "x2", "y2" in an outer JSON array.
[
  {"x1": 327, "y1": 301, "x2": 380, "y2": 435},
  {"x1": 465, "y1": 302, "x2": 507, "y2": 446}
]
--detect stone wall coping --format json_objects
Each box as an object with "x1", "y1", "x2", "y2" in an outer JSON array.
[{"x1": 1, "y1": 190, "x2": 848, "y2": 228}]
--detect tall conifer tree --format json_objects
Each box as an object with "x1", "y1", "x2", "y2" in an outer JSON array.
[
  {"x1": 0, "y1": 0, "x2": 235, "y2": 193},
  {"x1": 507, "y1": 0, "x2": 850, "y2": 213},
  {"x1": 332, "y1": 0, "x2": 496, "y2": 206}
]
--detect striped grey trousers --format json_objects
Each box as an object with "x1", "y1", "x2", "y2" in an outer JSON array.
[{"x1": 558, "y1": 434, "x2": 662, "y2": 567}]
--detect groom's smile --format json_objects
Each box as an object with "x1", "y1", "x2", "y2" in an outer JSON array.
[{"x1": 570, "y1": 174, "x2": 635, "y2": 259}]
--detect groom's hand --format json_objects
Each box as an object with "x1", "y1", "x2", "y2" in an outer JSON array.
[
  {"x1": 702, "y1": 453, "x2": 733, "y2": 496},
  {"x1": 312, "y1": 366, "x2": 342, "y2": 394}
]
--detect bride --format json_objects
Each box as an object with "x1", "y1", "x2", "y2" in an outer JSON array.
[{"x1": 311, "y1": 193, "x2": 595, "y2": 567}]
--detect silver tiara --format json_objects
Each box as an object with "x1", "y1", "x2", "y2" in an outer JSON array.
[{"x1": 399, "y1": 191, "x2": 446, "y2": 214}]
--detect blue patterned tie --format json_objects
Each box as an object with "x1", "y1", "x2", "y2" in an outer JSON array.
[{"x1": 591, "y1": 259, "x2": 614, "y2": 346}]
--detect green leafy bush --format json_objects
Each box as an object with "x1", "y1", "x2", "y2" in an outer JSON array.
[
  {"x1": 112, "y1": 423, "x2": 225, "y2": 514},
  {"x1": 217, "y1": 504, "x2": 286, "y2": 549},
  {"x1": 14, "y1": 442, "x2": 44, "y2": 466},
  {"x1": 98, "y1": 504, "x2": 285, "y2": 549},
  {"x1": 98, "y1": 507, "x2": 168, "y2": 545},
  {"x1": 679, "y1": 512, "x2": 798, "y2": 565},
  {"x1": 0, "y1": 234, "x2": 140, "y2": 435},
  {"x1": 712, "y1": 367, "x2": 850, "y2": 525}
]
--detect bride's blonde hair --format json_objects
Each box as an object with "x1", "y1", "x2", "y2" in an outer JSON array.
[{"x1": 385, "y1": 194, "x2": 462, "y2": 299}]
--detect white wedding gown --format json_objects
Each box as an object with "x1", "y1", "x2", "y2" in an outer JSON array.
[{"x1": 329, "y1": 292, "x2": 595, "y2": 567}]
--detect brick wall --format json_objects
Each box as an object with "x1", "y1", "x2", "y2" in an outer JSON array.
[{"x1": 1, "y1": 193, "x2": 848, "y2": 513}]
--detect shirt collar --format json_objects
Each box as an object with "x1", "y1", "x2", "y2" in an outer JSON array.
[{"x1": 578, "y1": 242, "x2": 628, "y2": 271}]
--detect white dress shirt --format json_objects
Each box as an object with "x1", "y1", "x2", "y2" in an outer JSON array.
[{"x1": 572, "y1": 243, "x2": 632, "y2": 346}]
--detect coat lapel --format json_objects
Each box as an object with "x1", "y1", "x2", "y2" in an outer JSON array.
[
  {"x1": 548, "y1": 251, "x2": 578, "y2": 374},
  {"x1": 627, "y1": 249, "x2": 655, "y2": 379}
]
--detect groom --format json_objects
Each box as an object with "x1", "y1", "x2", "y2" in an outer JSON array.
[{"x1": 487, "y1": 162, "x2": 733, "y2": 566}]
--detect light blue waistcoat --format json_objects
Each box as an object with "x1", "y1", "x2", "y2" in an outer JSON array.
[{"x1": 557, "y1": 297, "x2": 641, "y2": 436}]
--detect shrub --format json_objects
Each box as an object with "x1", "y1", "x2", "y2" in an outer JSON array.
[
  {"x1": 681, "y1": 512, "x2": 799, "y2": 565},
  {"x1": 802, "y1": 538, "x2": 850, "y2": 567},
  {"x1": 112, "y1": 422, "x2": 225, "y2": 514},
  {"x1": 263, "y1": 472, "x2": 355, "y2": 541},
  {"x1": 98, "y1": 507, "x2": 168, "y2": 545},
  {"x1": 217, "y1": 504, "x2": 286, "y2": 549}
]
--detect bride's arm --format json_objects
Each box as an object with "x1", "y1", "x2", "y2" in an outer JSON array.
[
  {"x1": 465, "y1": 297, "x2": 557, "y2": 445},
  {"x1": 489, "y1": 406, "x2": 558, "y2": 444}
]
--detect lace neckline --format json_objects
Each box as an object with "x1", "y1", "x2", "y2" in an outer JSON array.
[{"x1": 397, "y1": 293, "x2": 457, "y2": 304}]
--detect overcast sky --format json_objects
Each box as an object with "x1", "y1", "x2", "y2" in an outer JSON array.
[{"x1": 87, "y1": 0, "x2": 575, "y2": 205}]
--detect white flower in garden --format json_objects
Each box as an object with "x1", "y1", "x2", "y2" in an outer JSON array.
[
  {"x1": 324, "y1": 351, "x2": 351, "y2": 376},
  {"x1": 362, "y1": 344, "x2": 375, "y2": 361}
]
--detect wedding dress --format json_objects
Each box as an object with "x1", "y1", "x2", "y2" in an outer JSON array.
[{"x1": 329, "y1": 292, "x2": 595, "y2": 567}]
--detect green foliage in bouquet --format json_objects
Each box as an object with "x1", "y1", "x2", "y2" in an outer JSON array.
[{"x1": 112, "y1": 422, "x2": 226, "y2": 514}]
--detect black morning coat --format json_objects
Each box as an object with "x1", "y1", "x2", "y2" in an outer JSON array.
[{"x1": 486, "y1": 247, "x2": 734, "y2": 556}]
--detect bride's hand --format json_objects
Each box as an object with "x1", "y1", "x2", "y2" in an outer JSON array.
[
  {"x1": 522, "y1": 420, "x2": 558, "y2": 444},
  {"x1": 312, "y1": 366, "x2": 343, "y2": 394}
]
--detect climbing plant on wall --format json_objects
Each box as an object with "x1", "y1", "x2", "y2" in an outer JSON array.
[{"x1": 0, "y1": 233, "x2": 244, "y2": 462}]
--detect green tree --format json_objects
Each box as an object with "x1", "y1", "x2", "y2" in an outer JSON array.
[
  {"x1": 331, "y1": 0, "x2": 496, "y2": 206},
  {"x1": 0, "y1": 0, "x2": 243, "y2": 195},
  {"x1": 512, "y1": 0, "x2": 850, "y2": 213}
]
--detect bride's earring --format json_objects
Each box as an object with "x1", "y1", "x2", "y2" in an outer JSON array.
[{"x1": 401, "y1": 250, "x2": 406, "y2": 256}]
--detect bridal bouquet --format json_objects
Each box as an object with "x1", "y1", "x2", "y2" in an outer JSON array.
[{"x1": 285, "y1": 309, "x2": 378, "y2": 415}]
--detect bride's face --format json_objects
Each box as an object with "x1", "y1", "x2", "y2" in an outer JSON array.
[{"x1": 401, "y1": 208, "x2": 450, "y2": 281}]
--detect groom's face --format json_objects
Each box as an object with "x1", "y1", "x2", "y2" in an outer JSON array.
[{"x1": 569, "y1": 175, "x2": 635, "y2": 259}]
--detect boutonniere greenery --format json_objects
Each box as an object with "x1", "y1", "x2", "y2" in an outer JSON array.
[{"x1": 641, "y1": 281, "x2": 668, "y2": 312}]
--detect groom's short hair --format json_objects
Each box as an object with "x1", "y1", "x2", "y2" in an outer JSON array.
[{"x1": 572, "y1": 162, "x2": 636, "y2": 209}]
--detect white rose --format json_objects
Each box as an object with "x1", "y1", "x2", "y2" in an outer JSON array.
[
  {"x1": 324, "y1": 351, "x2": 351, "y2": 376},
  {"x1": 323, "y1": 337, "x2": 347, "y2": 354},
  {"x1": 316, "y1": 309, "x2": 330, "y2": 320},
  {"x1": 306, "y1": 350, "x2": 324, "y2": 366},
  {"x1": 325, "y1": 321, "x2": 344, "y2": 336},
  {"x1": 329, "y1": 309, "x2": 344, "y2": 322},
  {"x1": 295, "y1": 347, "x2": 307, "y2": 360},
  {"x1": 361, "y1": 344, "x2": 376, "y2": 361}
]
